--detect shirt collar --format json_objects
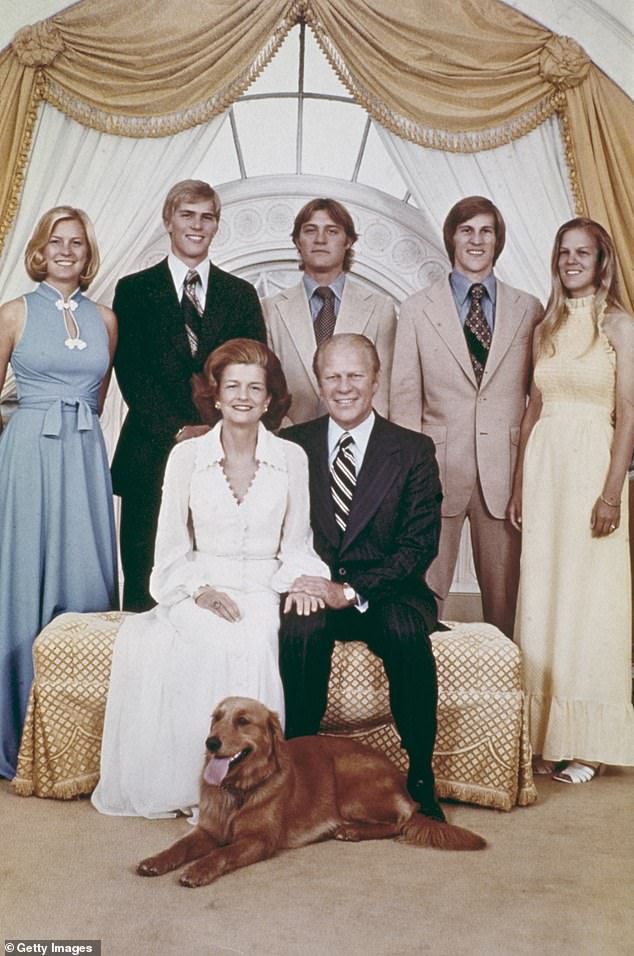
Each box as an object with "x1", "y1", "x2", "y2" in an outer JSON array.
[
  {"x1": 449, "y1": 268, "x2": 497, "y2": 307},
  {"x1": 168, "y1": 254, "x2": 211, "y2": 297},
  {"x1": 303, "y1": 272, "x2": 346, "y2": 303},
  {"x1": 328, "y1": 411, "x2": 375, "y2": 461},
  {"x1": 194, "y1": 421, "x2": 288, "y2": 472}
]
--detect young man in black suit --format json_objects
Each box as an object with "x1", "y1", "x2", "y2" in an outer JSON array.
[
  {"x1": 279, "y1": 333, "x2": 446, "y2": 821},
  {"x1": 111, "y1": 180, "x2": 266, "y2": 611}
]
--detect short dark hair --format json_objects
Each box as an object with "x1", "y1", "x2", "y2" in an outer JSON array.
[
  {"x1": 194, "y1": 338, "x2": 291, "y2": 430},
  {"x1": 292, "y1": 198, "x2": 358, "y2": 272},
  {"x1": 312, "y1": 333, "x2": 380, "y2": 384},
  {"x1": 162, "y1": 180, "x2": 221, "y2": 226},
  {"x1": 442, "y1": 196, "x2": 506, "y2": 267}
]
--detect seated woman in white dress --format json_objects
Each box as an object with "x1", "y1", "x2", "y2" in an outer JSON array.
[{"x1": 92, "y1": 339, "x2": 329, "y2": 817}]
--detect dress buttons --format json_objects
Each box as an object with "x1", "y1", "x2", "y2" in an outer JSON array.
[{"x1": 338, "y1": 567, "x2": 347, "y2": 578}]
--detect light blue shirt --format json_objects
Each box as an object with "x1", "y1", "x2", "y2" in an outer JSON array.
[
  {"x1": 303, "y1": 273, "x2": 346, "y2": 323},
  {"x1": 449, "y1": 269, "x2": 497, "y2": 331}
]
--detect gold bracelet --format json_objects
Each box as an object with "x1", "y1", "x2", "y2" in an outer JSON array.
[{"x1": 600, "y1": 494, "x2": 620, "y2": 507}]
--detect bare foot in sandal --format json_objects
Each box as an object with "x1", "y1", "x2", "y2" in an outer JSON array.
[{"x1": 532, "y1": 757, "x2": 558, "y2": 775}]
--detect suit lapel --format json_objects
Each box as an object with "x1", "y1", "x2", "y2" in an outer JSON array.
[
  {"x1": 279, "y1": 284, "x2": 321, "y2": 402},
  {"x1": 306, "y1": 419, "x2": 340, "y2": 548},
  {"x1": 483, "y1": 280, "x2": 525, "y2": 386},
  {"x1": 425, "y1": 280, "x2": 477, "y2": 387},
  {"x1": 335, "y1": 280, "x2": 373, "y2": 335},
  {"x1": 341, "y1": 416, "x2": 401, "y2": 551},
  {"x1": 198, "y1": 264, "x2": 228, "y2": 354}
]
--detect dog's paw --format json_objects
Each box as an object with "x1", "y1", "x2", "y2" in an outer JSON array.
[
  {"x1": 137, "y1": 857, "x2": 169, "y2": 877},
  {"x1": 179, "y1": 863, "x2": 216, "y2": 888},
  {"x1": 334, "y1": 825, "x2": 362, "y2": 842}
]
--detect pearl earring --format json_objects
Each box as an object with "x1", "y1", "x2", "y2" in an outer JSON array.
[{"x1": 214, "y1": 401, "x2": 221, "y2": 410}]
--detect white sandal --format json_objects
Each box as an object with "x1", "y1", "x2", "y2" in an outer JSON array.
[{"x1": 552, "y1": 761, "x2": 598, "y2": 784}]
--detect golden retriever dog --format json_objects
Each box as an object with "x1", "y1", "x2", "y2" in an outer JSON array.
[{"x1": 137, "y1": 696, "x2": 486, "y2": 887}]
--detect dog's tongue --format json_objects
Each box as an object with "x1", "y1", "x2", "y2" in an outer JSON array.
[{"x1": 204, "y1": 756, "x2": 231, "y2": 786}]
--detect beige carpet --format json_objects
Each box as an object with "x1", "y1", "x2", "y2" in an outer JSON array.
[{"x1": 2, "y1": 767, "x2": 633, "y2": 956}]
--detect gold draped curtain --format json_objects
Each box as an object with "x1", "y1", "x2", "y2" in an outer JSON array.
[{"x1": 1, "y1": 0, "x2": 632, "y2": 308}]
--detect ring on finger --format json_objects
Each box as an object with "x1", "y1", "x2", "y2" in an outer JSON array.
[
  {"x1": 609, "y1": 524, "x2": 616, "y2": 532},
  {"x1": 212, "y1": 599, "x2": 221, "y2": 609}
]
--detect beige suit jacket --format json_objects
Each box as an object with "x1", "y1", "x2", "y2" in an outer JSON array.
[
  {"x1": 262, "y1": 278, "x2": 396, "y2": 424},
  {"x1": 391, "y1": 275, "x2": 543, "y2": 519}
]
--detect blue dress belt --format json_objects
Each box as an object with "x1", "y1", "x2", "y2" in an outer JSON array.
[{"x1": 19, "y1": 396, "x2": 97, "y2": 436}]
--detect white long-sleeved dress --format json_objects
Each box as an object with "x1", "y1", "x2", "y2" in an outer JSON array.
[{"x1": 92, "y1": 423, "x2": 329, "y2": 817}]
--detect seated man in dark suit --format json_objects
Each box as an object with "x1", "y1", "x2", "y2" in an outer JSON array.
[
  {"x1": 111, "y1": 179, "x2": 266, "y2": 611},
  {"x1": 279, "y1": 333, "x2": 445, "y2": 820}
]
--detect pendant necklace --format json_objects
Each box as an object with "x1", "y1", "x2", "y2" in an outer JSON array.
[{"x1": 55, "y1": 295, "x2": 87, "y2": 350}]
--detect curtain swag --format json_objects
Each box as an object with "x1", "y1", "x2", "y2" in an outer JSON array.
[{"x1": 0, "y1": 0, "x2": 632, "y2": 309}]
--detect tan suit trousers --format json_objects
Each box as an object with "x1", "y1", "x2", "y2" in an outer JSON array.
[{"x1": 426, "y1": 478, "x2": 520, "y2": 639}]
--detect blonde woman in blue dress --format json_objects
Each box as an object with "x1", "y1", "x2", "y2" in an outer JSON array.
[
  {"x1": 0, "y1": 207, "x2": 118, "y2": 779},
  {"x1": 509, "y1": 219, "x2": 634, "y2": 783}
]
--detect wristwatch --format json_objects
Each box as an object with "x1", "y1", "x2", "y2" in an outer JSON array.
[{"x1": 342, "y1": 583, "x2": 357, "y2": 605}]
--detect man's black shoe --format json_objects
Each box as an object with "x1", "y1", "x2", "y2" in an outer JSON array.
[{"x1": 408, "y1": 777, "x2": 446, "y2": 823}]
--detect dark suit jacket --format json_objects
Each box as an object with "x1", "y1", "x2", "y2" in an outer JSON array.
[
  {"x1": 281, "y1": 413, "x2": 443, "y2": 633},
  {"x1": 111, "y1": 257, "x2": 265, "y2": 496}
]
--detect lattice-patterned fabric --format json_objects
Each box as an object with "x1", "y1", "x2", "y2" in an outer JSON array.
[
  {"x1": 14, "y1": 613, "x2": 536, "y2": 810},
  {"x1": 14, "y1": 612, "x2": 126, "y2": 799},
  {"x1": 320, "y1": 622, "x2": 535, "y2": 810}
]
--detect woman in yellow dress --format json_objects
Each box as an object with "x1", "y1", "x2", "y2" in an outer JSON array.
[{"x1": 508, "y1": 218, "x2": 634, "y2": 783}]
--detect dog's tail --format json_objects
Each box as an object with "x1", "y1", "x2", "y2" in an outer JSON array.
[{"x1": 398, "y1": 815, "x2": 486, "y2": 851}]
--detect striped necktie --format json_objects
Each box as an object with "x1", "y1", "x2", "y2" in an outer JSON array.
[
  {"x1": 182, "y1": 269, "x2": 204, "y2": 356},
  {"x1": 331, "y1": 433, "x2": 356, "y2": 534},
  {"x1": 463, "y1": 282, "x2": 491, "y2": 385}
]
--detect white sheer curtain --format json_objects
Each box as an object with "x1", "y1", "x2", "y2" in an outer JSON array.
[
  {"x1": 376, "y1": 115, "x2": 575, "y2": 303},
  {"x1": 0, "y1": 102, "x2": 229, "y2": 306}
]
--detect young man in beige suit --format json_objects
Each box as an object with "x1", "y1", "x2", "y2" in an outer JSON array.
[
  {"x1": 262, "y1": 198, "x2": 396, "y2": 424},
  {"x1": 390, "y1": 196, "x2": 543, "y2": 638}
]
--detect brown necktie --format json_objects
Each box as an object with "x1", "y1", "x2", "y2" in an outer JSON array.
[
  {"x1": 314, "y1": 286, "x2": 337, "y2": 344},
  {"x1": 182, "y1": 269, "x2": 203, "y2": 356},
  {"x1": 463, "y1": 283, "x2": 491, "y2": 385}
]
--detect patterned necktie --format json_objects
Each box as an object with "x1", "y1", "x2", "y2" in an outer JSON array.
[
  {"x1": 182, "y1": 269, "x2": 204, "y2": 356},
  {"x1": 463, "y1": 283, "x2": 492, "y2": 385},
  {"x1": 314, "y1": 286, "x2": 337, "y2": 344},
  {"x1": 331, "y1": 433, "x2": 356, "y2": 534}
]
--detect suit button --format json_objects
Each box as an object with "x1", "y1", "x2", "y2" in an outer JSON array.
[{"x1": 338, "y1": 567, "x2": 347, "y2": 578}]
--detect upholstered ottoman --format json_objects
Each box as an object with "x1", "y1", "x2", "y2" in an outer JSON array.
[
  {"x1": 14, "y1": 611, "x2": 127, "y2": 799},
  {"x1": 321, "y1": 622, "x2": 536, "y2": 810},
  {"x1": 14, "y1": 612, "x2": 536, "y2": 810}
]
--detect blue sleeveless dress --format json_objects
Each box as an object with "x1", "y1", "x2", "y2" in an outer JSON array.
[{"x1": 0, "y1": 281, "x2": 118, "y2": 779}]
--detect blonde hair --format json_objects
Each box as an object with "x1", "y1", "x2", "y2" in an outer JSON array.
[
  {"x1": 24, "y1": 206, "x2": 100, "y2": 290},
  {"x1": 539, "y1": 218, "x2": 625, "y2": 357},
  {"x1": 162, "y1": 180, "x2": 221, "y2": 226}
]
